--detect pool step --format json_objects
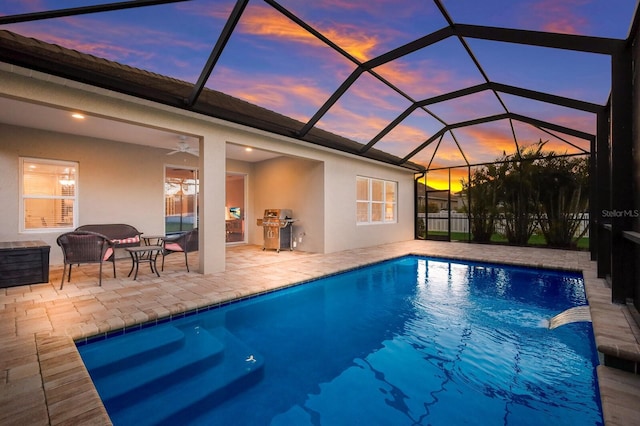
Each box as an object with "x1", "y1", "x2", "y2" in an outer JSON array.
[
  {"x1": 96, "y1": 327, "x2": 264, "y2": 426},
  {"x1": 95, "y1": 325, "x2": 225, "y2": 406},
  {"x1": 80, "y1": 326, "x2": 186, "y2": 377}
]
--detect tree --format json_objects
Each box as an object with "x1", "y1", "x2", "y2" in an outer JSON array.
[
  {"x1": 460, "y1": 140, "x2": 589, "y2": 248},
  {"x1": 462, "y1": 165, "x2": 499, "y2": 242},
  {"x1": 533, "y1": 154, "x2": 589, "y2": 248},
  {"x1": 427, "y1": 202, "x2": 440, "y2": 213},
  {"x1": 496, "y1": 143, "x2": 543, "y2": 245}
]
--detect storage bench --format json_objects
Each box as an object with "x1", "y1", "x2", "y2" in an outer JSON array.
[{"x1": 0, "y1": 240, "x2": 50, "y2": 288}]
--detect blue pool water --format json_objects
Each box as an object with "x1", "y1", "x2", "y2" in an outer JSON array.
[{"x1": 77, "y1": 256, "x2": 602, "y2": 425}]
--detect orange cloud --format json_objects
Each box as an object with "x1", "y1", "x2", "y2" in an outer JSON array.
[
  {"x1": 410, "y1": 135, "x2": 469, "y2": 169},
  {"x1": 239, "y1": 4, "x2": 379, "y2": 62},
  {"x1": 384, "y1": 123, "x2": 431, "y2": 145},
  {"x1": 454, "y1": 124, "x2": 518, "y2": 161},
  {"x1": 375, "y1": 126, "x2": 433, "y2": 158},
  {"x1": 421, "y1": 166, "x2": 468, "y2": 192},
  {"x1": 374, "y1": 59, "x2": 457, "y2": 98}
]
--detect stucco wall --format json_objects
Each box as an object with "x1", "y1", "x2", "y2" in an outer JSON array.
[
  {"x1": 0, "y1": 63, "x2": 417, "y2": 274},
  {"x1": 225, "y1": 135, "x2": 414, "y2": 255},
  {"x1": 253, "y1": 156, "x2": 325, "y2": 253},
  {"x1": 0, "y1": 123, "x2": 198, "y2": 265},
  {"x1": 324, "y1": 153, "x2": 414, "y2": 253}
]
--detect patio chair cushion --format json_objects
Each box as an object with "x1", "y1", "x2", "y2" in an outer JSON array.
[
  {"x1": 163, "y1": 242, "x2": 183, "y2": 252},
  {"x1": 111, "y1": 235, "x2": 140, "y2": 246},
  {"x1": 104, "y1": 247, "x2": 114, "y2": 261}
]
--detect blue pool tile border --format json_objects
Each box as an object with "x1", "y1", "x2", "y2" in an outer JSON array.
[
  {"x1": 74, "y1": 257, "x2": 404, "y2": 346},
  {"x1": 74, "y1": 254, "x2": 584, "y2": 346}
]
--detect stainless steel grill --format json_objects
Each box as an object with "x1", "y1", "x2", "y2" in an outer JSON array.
[{"x1": 256, "y1": 209, "x2": 295, "y2": 252}]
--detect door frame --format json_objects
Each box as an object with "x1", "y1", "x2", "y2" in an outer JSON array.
[{"x1": 225, "y1": 172, "x2": 248, "y2": 244}]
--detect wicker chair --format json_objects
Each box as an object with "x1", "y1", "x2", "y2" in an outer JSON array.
[
  {"x1": 57, "y1": 231, "x2": 116, "y2": 289},
  {"x1": 161, "y1": 229, "x2": 198, "y2": 272}
]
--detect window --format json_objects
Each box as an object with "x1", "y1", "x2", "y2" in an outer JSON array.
[
  {"x1": 357, "y1": 176, "x2": 397, "y2": 224},
  {"x1": 20, "y1": 158, "x2": 77, "y2": 231}
]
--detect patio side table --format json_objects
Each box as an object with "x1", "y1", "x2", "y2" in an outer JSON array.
[
  {"x1": 125, "y1": 246, "x2": 162, "y2": 280},
  {"x1": 142, "y1": 235, "x2": 165, "y2": 246}
]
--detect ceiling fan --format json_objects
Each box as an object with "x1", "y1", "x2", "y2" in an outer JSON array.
[{"x1": 166, "y1": 137, "x2": 198, "y2": 156}]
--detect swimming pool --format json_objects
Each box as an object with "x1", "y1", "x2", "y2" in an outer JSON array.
[{"x1": 77, "y1": 255, "x2": 603, "y2": 425}]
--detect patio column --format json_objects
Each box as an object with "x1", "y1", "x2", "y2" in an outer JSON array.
[
  {"x1": 609, "y1": 45, "x2": 634, "y2": 303},
  {"x1": 595, "y1": 106, "x2": 610, "y2": 275},
  {"x1": 198, "y1": 132, "x2": 227, "y2": 274}
]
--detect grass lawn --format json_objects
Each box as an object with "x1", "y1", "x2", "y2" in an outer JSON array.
[{"x1": 426, "y1": 231, "x2": 589, "y2": 250}]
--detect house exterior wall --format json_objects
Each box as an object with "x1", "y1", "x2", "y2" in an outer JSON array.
[
  {"x1": 324, "y1": 155, "x2": 414, "y2": 253},
  {"x1": 252, "y1": 156, "x2": 325, "y2": 253},
  {"x1": 0, "y1": 64, "x2": 416, "y2": 273},
  {"x1": 0, "y1": 123, "x2": 199, "y2": 265}
]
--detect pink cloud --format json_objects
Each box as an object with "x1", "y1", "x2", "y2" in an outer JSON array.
[
  {"x1": 175, "y1": 2, "x2": 234, "y2": 20},
  {"x1": 1, "y1": 0, "x2": 45, "y2": 14},
  {"x1": 209, "y1": 66, "x2": 331, "y2": 122},
  {"x1": 319, "y1": 106, "x2": 392, "y2": 142},
  {"x1": 527, "y1": 0, "x2": 591, "y2": 34}
]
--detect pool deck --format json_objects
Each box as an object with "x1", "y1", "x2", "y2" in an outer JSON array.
[{"x1": 1, "y1": 240, "x2": 639, "y2": 425}]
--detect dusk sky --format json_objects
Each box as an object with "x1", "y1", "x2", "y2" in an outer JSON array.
[{"x1": 1, "y1": 0, "x2": 637, "y2": 190}]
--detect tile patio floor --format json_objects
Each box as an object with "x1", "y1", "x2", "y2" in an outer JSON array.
[{"x1": 1, "y1": 240, "x2": 639, "y2": 425}]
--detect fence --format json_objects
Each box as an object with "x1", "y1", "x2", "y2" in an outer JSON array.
[{"x1": 421, "y1": 212, "x2": 590, "y2": 238}]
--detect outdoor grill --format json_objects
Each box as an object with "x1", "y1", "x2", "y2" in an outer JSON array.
[{"x1": 257, "y1": 209, "x2": 296, "y2": 252}]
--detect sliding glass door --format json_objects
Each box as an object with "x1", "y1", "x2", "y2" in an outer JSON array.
[
  {"x1": 165, "y1": 166, "x2": 198, "y2": 234},
  {"x1": 225, "y1": 173, "x2": 246, "y2": 243}
]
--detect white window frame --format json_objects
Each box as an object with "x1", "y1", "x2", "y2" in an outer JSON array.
[
  {"x1": 357, "y1": 176, "x2": 397, "y2": 225},
  {"x1": 20, "y1": 157, "x2": 78, "y2": 233}
]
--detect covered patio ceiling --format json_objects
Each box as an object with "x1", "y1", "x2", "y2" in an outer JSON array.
[{"x1": 0, "y1": 0, "x2": 637, "y2": 186}]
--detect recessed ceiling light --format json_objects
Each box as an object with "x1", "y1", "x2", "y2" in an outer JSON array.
[
  {"x1": 71, "y1": 113, "x2": 85, "y2": 119},
  {"x1": 245, "y1": 147, "x2": 253, "y2": 152}
]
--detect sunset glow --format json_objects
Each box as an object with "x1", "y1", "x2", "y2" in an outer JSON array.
[{"x1": 0, "y1": 0, "x2": 634, "y2": 176}]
